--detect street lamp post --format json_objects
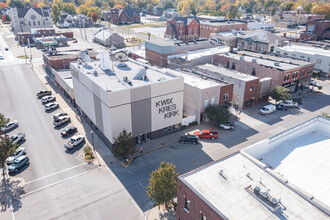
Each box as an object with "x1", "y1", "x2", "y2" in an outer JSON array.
[{"x1": 91, "y1": 131, "x2": 101, "y2": 166}]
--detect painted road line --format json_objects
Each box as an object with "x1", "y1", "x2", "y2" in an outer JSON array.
[
  {"x1": 23, "y1": 167, "x2": 102, "y2": 197},
  {"x1": 24, "y1": 162, "x2": 87, "y2": 185}
]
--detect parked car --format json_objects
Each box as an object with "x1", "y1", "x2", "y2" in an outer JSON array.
[
  {"x1": 310, "y1": 80, "x2": 317, "y2": 86},
  {"x1": 53, "y1": 116, "x2": 70, "y2": 127},
  {"x1": 45, "y1": 102, "x2": 59, "y2": 111},
  {"x1": 259, "y1": 104, "x2": 276, "y2": 115},
  {"x1": 0, "y1": 56, "x2": 4, "y2": 60},
  {"x1": 219, "y1": 123, "x2": 235, "y2": 130},
  {"x1": 194, "y1": 130, "x2": 218, "y2": 139},
  {"x1": 6, "y1": 147, "x2": 26, "y2": 164},
  {"x1": 179, "y1": 135, "x2": 199, "y2": 144},
  {"x1": 1, "y1": 121, "x2": 18, "y2": 133},
  {"x1": 275, "y1": 104, "x2": 288, "y2": 111},
  {"x1": 61, "y1": 126, "x2": 77, "y2": 137},
  {"x1": 36, "y1": 90, "x2": 52, "y2": 98},
  {"x1": 73, "y1": 39, "x2": 78, "y2": 43},
  {"x1": 64, "y1": 135, "x2": 85, "y2": 149},
  {"x1": 41, "y1": 95, "x2": 56, "y2": 104},
  {"x1": 10, "y1": 133, "x2": 25, "y2": 145},
  {"x1": 53, "y1": 112, "x2": 68, "y2": 120},
  {"x1": 8, "y1": 155, "x2": 29, "y2": 172},
  {"x1": 5, "y1": 47, "x2": 8, "y2": 51},
  {"x1": 279, "y1": 100, "x2": 298, "y2": 107}
]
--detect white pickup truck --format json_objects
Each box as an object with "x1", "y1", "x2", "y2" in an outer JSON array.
[
  {"x1": 279, "y1": 100, "x2": 298, "y2": 107},
  {"x1": 64, "y1": 135, "x2": 85, "y2": 150}
]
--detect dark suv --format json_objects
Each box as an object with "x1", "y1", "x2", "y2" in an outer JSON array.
[{"x1": 179, "y1": 135, "x2": 199, "y2": 144}]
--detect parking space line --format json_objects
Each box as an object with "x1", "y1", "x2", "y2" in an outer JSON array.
[
  {"x1": 138, "y1": 181, "x2": 145, "y2": 190},
  {"x1": 24, "y1": 162, "x2": 87, "y2": 185},
  {"x1": 23, "y1": 167, "x2": 102, "y2": 197},
  {"x1": 126, "y1": 168, "x2": 132, "y2": 174}
]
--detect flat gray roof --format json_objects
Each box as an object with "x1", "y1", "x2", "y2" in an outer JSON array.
[
  {"x1": 196, "y1": 64, "x2": 259, "y2": 82},
  {"x1": 200, "y1": 20, "x2": 246, "y2": 26},
  {"x1": 71, "y1": 59, "x2": 181, "y2": 92},
  {"x1": 220, "y1": 52, "x2": 311, "y2": 71}
]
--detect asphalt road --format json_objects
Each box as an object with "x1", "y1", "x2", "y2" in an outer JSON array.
[{"x1": 0, "y1": 64, "x2": 144, "y2": 220}]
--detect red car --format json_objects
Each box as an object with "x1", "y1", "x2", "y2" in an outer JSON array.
[{"x1": 194, "y1": 130, "x2": 218, "y2": 139}]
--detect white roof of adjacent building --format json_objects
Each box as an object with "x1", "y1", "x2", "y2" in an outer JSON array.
[
  {"x1": 243, "y1": 116, "x2": 330, "y2": 213},
  {"x1": 181, "y1": 116, "x2": 330, "y2": 219},
  {"x1": 176, "y1": 71, "x2": 224, "y2": 89},
  {"x1": 196, "y1": 63, "x2": 259, "y2": 82},
  {"x1": 278, "y1": 44, "x2": 330, "y2": 57},
  {"x1": 168, "y1": 46, "x2": 229, "y2": 61},
  {"x1": 71, "y1": 56, "x2": 181, "y2": 92}
]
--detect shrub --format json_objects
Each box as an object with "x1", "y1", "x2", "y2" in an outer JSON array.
[{"x1": 189, "y1": 121, "x2": 198, "y2": 126}]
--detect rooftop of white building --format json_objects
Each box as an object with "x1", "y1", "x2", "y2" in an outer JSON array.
[
  {"x1": 243, "y1": 116, "x2": 330, "y2": 213},
  {"x1": 277, "y1": 44, "x2": 330, "y2": 57},
  {"x1": 195, "y1": 63, "x2": 259, "y2": 82},
  {"x1": 176, "y1": 71, "x2": 227, "y2": 89},
  {"x1": 71, "y1": 53, "x2": 181, "y2": 92},
  {"x1": 180, "y1": 116, "x2": 330, "y2": 219},
  {"x1": 168, "y1": 46, "x2": 229, "y2": 61}
]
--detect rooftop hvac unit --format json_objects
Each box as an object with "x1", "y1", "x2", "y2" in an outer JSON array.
[
  {"x1": 274, "y1": 62, "x2": 280, "y2": 66},
  {"x1": 252, "y1": 59, "x2": 257, "y2": 63},
  {"x1": 127, "y1": 81, "x2": 133, "y2": 86},
  {"x1": 123, "y1": 76, "x2": 128, "y2": 82},
  {"x1": 78, "y1": 59, "x2": 82, "y2": 64},
  {"x1": 93, "y1": 70, "x2": 98, "y2": 76},
  {"x1": 254, "y1": 186, "x2": 260, "y2": 195},
  {"x1": 142, "y1": 75, "x2": 147, "y2": 80},
  {"x1": 240, "y1": 56, "x2": 245, "y2": 61},
  {"x1": 269, "y1": 197, "x2": 278, "y2": 208}
]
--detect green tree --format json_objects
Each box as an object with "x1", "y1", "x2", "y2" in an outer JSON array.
[
  {"x1": 112, "y1": 129, "x2": 136, "y2": 161},
  {"x1": 0, "y1": 137, "x2": 18, "y2": 175},
  {"x1": 282, "y1": 2, "x2": 294, "y2": 11},
  {"x1": 270, "y1": 86, "x2": 291, "y2": 103},
  {"x1": 78, "y1": 5, "x2": 88, "y2": 15},
  {"x1": 52, "y1": 4, "x2": 60, "y2": 23},
  {"x1": 88, "y1": 6, "x2": 102, "y2": 18},
  {"x1": 0, "y1": 113, "x2": 9, "y2": 135},
  {"x1": 146, "y1": 162, "x2": 179, "y2": 209},
  {"x1": 8, "y1": 0, "x2": 26, "y2": 8},
  {"x1": 61, "y1": 2, "x2": 77, "y2": 15},
  {"x1": 163, "y1": 0, "x2": 174, "y2": 10},
  {"x1": 205, "y1": 105, "x2": 230, "y2": 124},
  {"x1": 189, "y1": 1, "x2": 197, "y2": 16},
  {"x1": 227, "y1": 5, "x2": 239, "y2": 19},
  {"x1": 303, "y1": 2, "x2": 313, "y2": 13}
]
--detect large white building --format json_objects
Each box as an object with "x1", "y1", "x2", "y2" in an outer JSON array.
[
  {"x1": 248, "y1": 22, "x2": 274, "y2": 31},
  {"x1": 9, "y1": 3, "x2": 53, "y2": 35},
  {"x1": 177, "y1": 116, "x2": 330, "y2": 219},
  {"x1": 274, "y1": 44, "x2": 330, "y2": 78},
  {"x1": 70, "y1": 51, "x2": 184, "y2": 145}
]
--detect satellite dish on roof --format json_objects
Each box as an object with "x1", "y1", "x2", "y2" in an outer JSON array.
[{"x1": 114, "y1": 51, "x2": 128, "y2": 62}]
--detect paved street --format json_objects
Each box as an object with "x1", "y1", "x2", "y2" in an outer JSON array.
[{"x1": 0, "y1": 64, "x2": 144, "y2": 220}]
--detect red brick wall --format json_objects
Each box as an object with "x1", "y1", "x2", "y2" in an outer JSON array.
[
  {"x1": 177, "y1": 179, "x2": 225, "y2": 220},
  {"x1": 165, "y1": 18, "x2": 200, "y2": 40},
  {"x1": 300, "y1": 19, "x2": 330, "y2": 41},
  {"x1": 219, "y1": 83, "x2": 233, "y2": 105},
  {"x1": 200, "y1": 23, "x2": 247, "y2": 39},
  {"x1": 243, "y1": 79, "x2": 260, "y2": 107},
  {"x1": 145, "y1": 48, "x2": 171, "y2": 67},
  {"x1": 56, "y1": 31, "x2": 74, "y2": 39}
]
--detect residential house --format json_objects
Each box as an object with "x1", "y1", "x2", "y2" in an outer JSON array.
[
  {"x1": 108, "y1": 7, "x2": 140, "y2": 24},
  {"x1": 165, "y1": 16, "x2": 200, "y2": 41},
  {"x1": 9, "y1": 2, "x2": 52, "y2": 37},
  {"x1": 153, "y1": 7, "x2": 163, "y2": 16},
  {"x1": 74, "y1": 14, "x2": 92, "y2": 28},
  {"x1": 56, "y1": 14, "x2": 74, "y2": 28}
]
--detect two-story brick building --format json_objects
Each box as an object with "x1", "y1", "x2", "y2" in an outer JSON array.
[
  {"x1": 107, "y1": 7, "x2": 140, "y2": 24},
  {"x1": 299, "y1": 19, "x2": 330, "y2": 41},
  {"x1": 164, "y1": 16, "x2": 200, "y2": 41},
  {"x1": 200, "y1": 20, "x2": 247, "y2": 39},
  {"x1": 215, "y1": 51, "x2": 315, "y2": 92}
]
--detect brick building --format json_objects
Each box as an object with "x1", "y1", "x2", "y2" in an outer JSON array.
[
  {"x1": 194, "y1": 64, "x2": 263, "y2": 109},
  {"x1": 299, "y1": 19, "x2": 330, "y2": 41},
  {"x1": 106, "y1": 7, "x2": 140, "y2": 24},
  {"x1": 165, "y1": 16, "x2": 200, "y2": 41},
  {"x1": 16, "y1": 28, "x2": 73, "y2": 45},
  {"x1": 215, "y1": 51, "x2": 315, "y2": 92},
  {"x1": 177, "y1": 71, "x2": 234, "y2": 123},
  {"x1": 200, "y1": 20, "x2": 247, "y2": 39},
  {"x1": 43, "y1": 49, "x2": 98, "y2": 70},
  {"x1": 145, "y1": 38, "x2": 223, "y2": 68}
]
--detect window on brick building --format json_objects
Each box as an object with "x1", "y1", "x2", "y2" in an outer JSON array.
[
  {"x1": 283, "y1": 73, "x2": 290, "y2": 82},
  {"x1": 292, "y1": 71, "x2": 298, "y2": 80},
  {"x1": 223, "y1": 93, "x2": 229, "y2": 101},
  {"x1": 204, "y1": 98, "x2": 209, "y2": 107},
  {"x1": 211, "y1": 96, "x2": 215, "y2": 105},
  {"x1": 231, "y1": 63, "x2": 235, "y2": 70},
  {"x1": 184, "y1": 198, "x2": 190, "y2": 212},
  {"x1": 300, "y1": 69, "x2": 305, "y2": 77},
  {"x1": 250, "y1": 86, "x2": 255, "y2": 91},
  {"x1": 201, "y1": 214, "x2": 207, "y2": 220},
  {"x1": 251, "y1": 68, "x2": 256, "y2": 76}
]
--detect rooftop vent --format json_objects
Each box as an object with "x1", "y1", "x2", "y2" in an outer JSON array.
[
  {"x1": 93, "y1": 70, "x2": 98, "y2": 76},
  {"x1": 240, "y1": 56, "x2": 245, "y2": 61},
  {"x1": 252, "y1": 58, "x2": 257, "y2": 63},
  {"x1": 274, "y1": 62, "x2": 280, "y2": 66},
  {"x1": 127, "y1": 81, "x2": 133, "y2": 86},
  {"x1": 142, "y1": 75, "x2": 147, "y2": 81},
  {"x1": 123, "y1": 76, "x2": 128, "y2": 82}
]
